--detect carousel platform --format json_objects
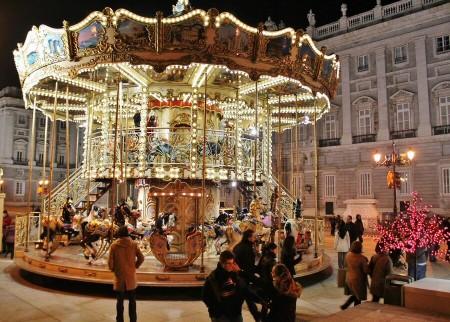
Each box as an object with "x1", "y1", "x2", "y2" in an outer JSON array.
[{"x1": 14, "y1": 245, "x2": 331, "y2": 288}]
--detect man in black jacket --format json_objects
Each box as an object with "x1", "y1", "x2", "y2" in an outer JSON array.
[
  {"x1": 202, "y1": 251, "x2": 247, "y2": 322},
  {"x1": 233, "y1": 229, "x2": 257, "y2": 279},
  {"x1": 345, "y1": 215, "x2": 357, "y2": 244},
  {"x1": 232, "y1": 229, "x2": 262, "y2": 321}
]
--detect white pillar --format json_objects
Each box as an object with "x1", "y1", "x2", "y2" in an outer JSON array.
[
  {"x1": 341, "y1": 55, "x2": 352, "y2": 145},
  {"x1": 0, "y1": 111, "x2": 15, "y2": 164},
  {"x1": 415, "y1": 36, "x2": 432, "y2": 137},
  {"x1": 376, "y1": 46, "x2": 390, "y2": 141}
]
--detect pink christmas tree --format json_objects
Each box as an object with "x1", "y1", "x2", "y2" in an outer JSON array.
[{"x1": 377, "y1": 192, "x2": 449, "y2": 258}]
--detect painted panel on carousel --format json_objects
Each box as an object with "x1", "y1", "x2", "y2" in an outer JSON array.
[
  {"x1": 164, "y1": 17, "x2": 206, "y2": 50},
  {"x1": 298, "y1": 40, "x2": 318, "y2": 74},
  {"x1": 216, "y1": 23, "x2": 252, "y2": 57},
  {"x1": 320, "y1": 58, "x2": 334, "y2": 81},
  {"x1": 117, "y1": 18, "x2": 154, "y2": 50},
  {"x1": 44, "y1": 32, "x2": 64, "y2": 57},
  {"x1": 265, "y1": 36, "x2": 291, "y2": 59},
  {"x1": 78, "y1": 21, "x2": 104, "y2": 50}
]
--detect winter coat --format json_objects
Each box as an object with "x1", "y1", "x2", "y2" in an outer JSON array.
[
  {"x1": 345, "y1": 251, "x2": 369, "y2": 300},
  {"x1": 266, "y1": 279, "x2": 302, "y2": 322},
  {"x1": 281, "y1": 247, "x2": 302, "y2": 277},
  {"x1": 368, "y1": 253, "x2": 392, "y2": 298},
  {"x1": 5, "y1": 225, "x2": 15, "y2": 244},
  {"x1": 355, "y1": 219, "x2": 364, "y2": 239},
  {"x1": 233, "y1": 240, "x2": 256, "y2": 278},
  {"x1": 334, "y1": 231, "x2": 350, "y2": 252},
  {"x1": 345, "y1": 222, "x2": 357, "y2": 244},
  {"x1": 202, "y1": 263, "x2": 246, "y2": 319},
  {"x1": 108, "y1": 237, "x2": 144, "y2": 291},
  {"x1": 257, "y1": 251, "x2": 277, "y2": 292}
]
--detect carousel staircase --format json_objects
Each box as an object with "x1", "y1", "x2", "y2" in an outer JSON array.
[
  {"x1": 241, "y1": 172, "x2": 296, "y2": 223},
  {"x1": 43, "y1": 167, "x2": 111, "y2": 214}
]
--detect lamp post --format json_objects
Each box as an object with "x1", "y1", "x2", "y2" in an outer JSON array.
[{"x1": 373, "y1": 142, "x2": 415, "y2": 216}]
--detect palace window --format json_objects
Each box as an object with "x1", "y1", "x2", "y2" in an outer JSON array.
[
  {"x1": 442, "y1": 168, "x2": 450, "y2": 195},
  {"x1": 38, "y1": 153, "x2": 44, "y2": 164},
  {"x1": 324, "y1": 114, "x2": 337, "y2": 139},
  {"x1": 324, "y1": 175, "x2": 336, "y2": 197},
  {"x1": 17, "y1": 115, "x2": 26, "y2": 125},
  {"x1": 439, "y1": 95, "x2": 450, "y2": 125},
  {"x1": 60, "y1": 121, "x2": 66, "y2": 130},
  {"x1": 436, "y1": 35, "x2": 450, "y2": 54},
  {"x1": 358, "y1": 108, "x2": 372, "y2": 135},
  {"x1": 15, "y1": 181, "x2": 25, "y2": 196},
  {"x1": 39, "y1": 117, "x2": 46, "y2": 128},
  {"x1": 359, "y1": 172, "x2": 372, "y2": 197},
  {"x1": 357, "y1": 55, "x2": 369, "y2": 72},
  {"x1": 16, "y1": 151, "x2": 24, "y2": 161},
  {"x1": 58, "y1": 155, "x2": 65, "y2": 165},
  {"x1": 394, "y1": 45, "x2": 408, "y2": 64},
  {"x1": 396, "y1": 103, "x2": 411, "y2": 131}
]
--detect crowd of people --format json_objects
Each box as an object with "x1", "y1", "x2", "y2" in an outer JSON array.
[{"x1": 202, "y1": 228, "x2": 303, "y2": 322}]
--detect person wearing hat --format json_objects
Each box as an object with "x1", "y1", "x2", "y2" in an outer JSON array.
[{"x1": 108, "y1": 225, "x2": 145, "y2": 322}]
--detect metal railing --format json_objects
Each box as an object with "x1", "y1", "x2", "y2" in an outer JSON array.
[
  {"x1": 87, "y1": 127, "x2": 261, "y2": 182},
  {"x1": 14, "y1": 212, "x2": 42, "y2": 251},
  {"x1": 432, "y1": 125, "x2": 450, "y2": 135},
  {"x1": 352, "y1": 134, "x2": 377, "y2": 144},
  {"x1": 319, "y1": 138, "x2": 341, "y2": 147},
  {"x1": 390, "y1": 129, "x2": 417, "y2": 140}
]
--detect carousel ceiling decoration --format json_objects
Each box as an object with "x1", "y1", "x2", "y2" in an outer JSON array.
[{"x1": 13, "y1": 3, "x2": 339, "y2": 127}]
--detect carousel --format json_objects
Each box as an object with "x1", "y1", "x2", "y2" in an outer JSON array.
[{"x1": 13, "y1": 1, "x2": 339, "y2": 286}]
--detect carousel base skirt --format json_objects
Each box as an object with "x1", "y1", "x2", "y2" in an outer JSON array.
[
  {"x1": 14, "y1": 246, "x2": 213, "y2": 287},
  {"x1": 14, "y1": 246, "x2": 331, "y2": 287}
]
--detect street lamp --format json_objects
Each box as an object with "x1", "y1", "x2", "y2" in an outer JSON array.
[{"x1": 373, "y1": 142, "x2": 414, "y2": 216}]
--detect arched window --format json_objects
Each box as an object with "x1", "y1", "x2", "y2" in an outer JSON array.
[
  {"x1": 389, "y1": 90, "x2": 415, "y2": 133},
  {"x1": 352, "y1": 96, "x2": 377, "y2": 136}
]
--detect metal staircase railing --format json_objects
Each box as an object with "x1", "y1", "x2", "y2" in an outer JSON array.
[{"x1": 43, "y1": 167, "x2": 102, "y2": 214}]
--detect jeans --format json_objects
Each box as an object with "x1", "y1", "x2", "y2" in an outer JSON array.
[
  {"x1": 211, "y1": 315, "x2": 243, "y2": 322},
  {"x1": 408, "y1": 264, "x2": 426, "y2": 281},
  {"x1": 116, "y1": 289, "x2": 136, "y2": 322},
  {"x1": 338, "y1": 252, "x2": 346, "y2": 269}
]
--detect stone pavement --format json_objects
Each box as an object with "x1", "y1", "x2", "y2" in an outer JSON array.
[{"x1": 0, "y1": 235, "x2": 448, "y2": 322}]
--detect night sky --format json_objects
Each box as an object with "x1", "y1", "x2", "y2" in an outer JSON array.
[{"x1": 0, "y1": 0, "x2": 395, "y2": 89}]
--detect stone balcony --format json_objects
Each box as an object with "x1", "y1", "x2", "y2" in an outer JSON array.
[{"x1": 310, "y1": 0, "x2": 446, "y2": 40}]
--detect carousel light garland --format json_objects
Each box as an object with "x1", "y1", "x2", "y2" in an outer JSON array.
[
  {"x1": 190, "y1": 87, "x2": 199, "y2": 178},
  {"x1": 138, "y1": 90, "x2": 148, "y2": 177},
  {"x1": 29, "y1": 89, "x2": 87, "y2": 102}
]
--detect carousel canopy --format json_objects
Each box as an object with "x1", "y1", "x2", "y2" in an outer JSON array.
[{"x1": 13, "y1": 4, "x2": 339, "y2": 129}]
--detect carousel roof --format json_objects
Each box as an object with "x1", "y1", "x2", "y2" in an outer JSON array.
[{"x1": 13, "y1": 4, "x2": 340, "y2": 128}]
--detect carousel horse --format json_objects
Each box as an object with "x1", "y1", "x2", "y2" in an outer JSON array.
[
  {"x1": 113, "y1": 202, "x2": 132, "y2": 226},
  {"x1": 148, "y1": 138, "x2": 177, "y2": 163},
  {"x1": 80, "y1": 218, "x2": 119, "y2": 264},
  {"x1": 212, "y1": 222, "x2": 242, "y2": 254},
  {"x1": 40, "y1": 214, "x2": 64, "y2": 254}
]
